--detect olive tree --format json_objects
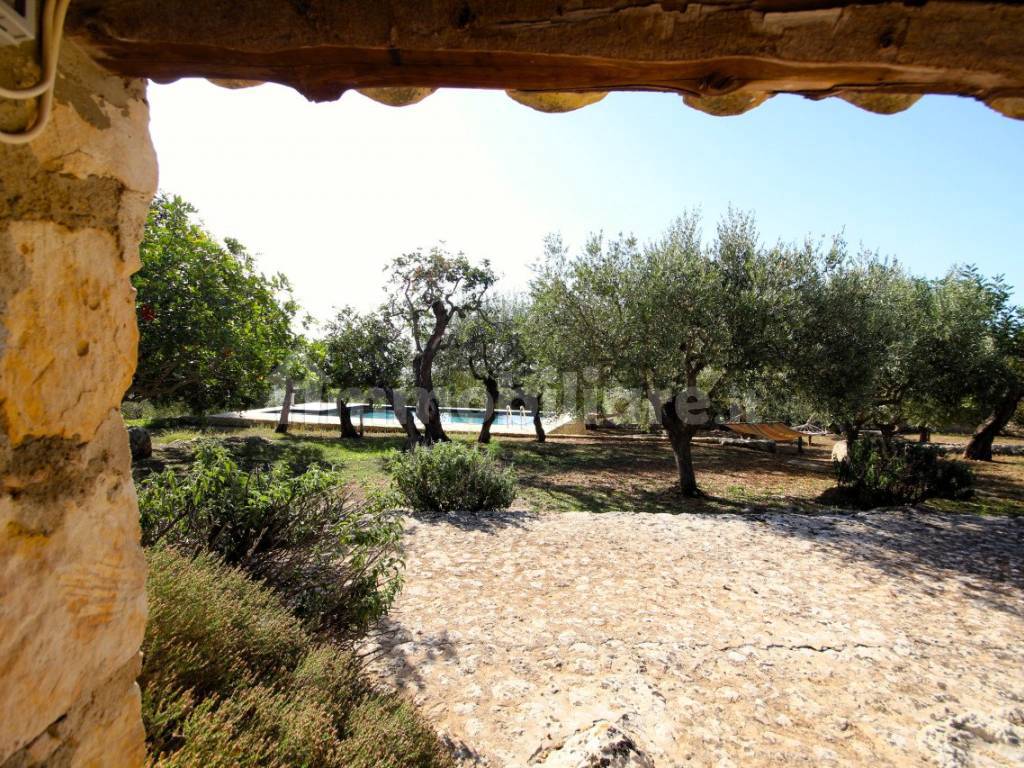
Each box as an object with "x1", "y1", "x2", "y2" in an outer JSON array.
[
  {"x1": 787, "y1": 245, "x2": 927, "y2": 444},
  {"x1": 384, "y1": 246, "x2": 496, "y2": 444},
  {"x1": 512, "y1": 297, "x2": 558, "y2": 442},
  {"x1": 532, "y1": 211, "x2": 803, "y2": 497},
  {"x1": 922, "y1": 268, "x2": 1024, "y2": 460},
  {"x1": 322, "y1": 307, "x2": 408, "y2": 440},
  {"x1": 787, "y1": 252, "x2": 1021, "y2": 453},
  {"x1": 444, "y1": 296, "x2": 532, "y2": 443}
]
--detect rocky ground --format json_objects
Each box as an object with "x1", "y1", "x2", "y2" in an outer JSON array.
[{"x1": 367, "y1": 510, "x2": 1024, "y2": 767}]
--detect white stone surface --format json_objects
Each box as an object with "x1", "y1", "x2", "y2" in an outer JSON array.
[{"x1": 369, "y1": 510, "x2": 1024, "y2": 766}]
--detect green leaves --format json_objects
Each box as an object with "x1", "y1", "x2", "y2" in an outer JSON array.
[
  {"x1": 443, "y1": 294, "x2": 531, "y2": 387},
  {"x1": 137, "y1": 441, "x2": 404, "y2": 638},
  {"x1": 130, "y1": 193, "x2": 298, "y2": 413},
  {"x1": 530, "y1": 209, "x2": 799, "y2": 401},
  {"x1": 789, "y1": 256, "x2": 1024, "y2": 434},
  {"x1": 322, "y1": 306, "x2": 406, "y2": 393},
  {"x1": 384, "y1": 245, "x2": 496, "y2": 353},
  {"x1": 384, "y1": 442, "x2": 517, "y2": 513},
  {"x1": 834, "y1": 439, "x2": 974, "y2": 507}
]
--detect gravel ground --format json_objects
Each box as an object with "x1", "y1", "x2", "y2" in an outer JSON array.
[{"x1": 367, "y1": 510, "x2": 1024, "y2": 767}]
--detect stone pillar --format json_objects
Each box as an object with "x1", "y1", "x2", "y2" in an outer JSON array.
[{"x1": 1, "y1": 40, "x2": 157, "y2": 766}]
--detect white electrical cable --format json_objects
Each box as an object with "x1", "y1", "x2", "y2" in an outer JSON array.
[{"x1": 0, "y1": 0, "x2": 72, "y2": 144}]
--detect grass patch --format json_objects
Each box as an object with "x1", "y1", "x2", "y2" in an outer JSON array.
[
  {"x1": 138, "y1": 426, "x2": 1024, "y2": 516},
  {"x1": 138, "y1": 425, "x2": 405, "y2": 486}
]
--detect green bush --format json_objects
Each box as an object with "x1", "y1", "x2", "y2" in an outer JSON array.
[
  {"x1": 385, "y1": 441, "x2": 517, "y2": 513},
  {"x1": 137, "y1": 442, "x2": 403, "y2": 637},
  {"x1": 279, "y1": 441, "x2": 334, "y2": 474},
  {"x1": 143, "y1": 548, "x2": 452, "y2": 768},
  {"x1": 834, "y1": 438, "x2": 974, "y2": 508}
]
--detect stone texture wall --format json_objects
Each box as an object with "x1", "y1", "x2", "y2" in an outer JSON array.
[{"x1": 1, "y1": 41, "x2": 157, "y2": 766}]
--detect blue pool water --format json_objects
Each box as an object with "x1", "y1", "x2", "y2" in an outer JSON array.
[
  {"x1": 283, "y1": 403, "x2": 535, "y2": 427},
  {"x1": 350, "y1": 405, "x2": 533, "y2": 427}
]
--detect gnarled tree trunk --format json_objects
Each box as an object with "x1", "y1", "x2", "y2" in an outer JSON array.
[
  {"x1": 478, "y1": 377, "x2": 500, "y2": 444},
  {"x1": 532, "y1": 392, "x2": 546, "y2": 443},
  {"x1": 275, "y1": 378, "x2": 294, "y2": 434},
  {"x1": 660, "y1": 396, "x2": 700, "y2": 498},
  {"x1": 413, "y1": 303, "x2": 451, "y2": 444},
  {"x1": 965, "y1": 385, "x2": 1023, "y2": 461},
  {"x1": 384, "y1": 386, "x2": 422, "y2": 449},
  {"x1": 336, "y1": 395, "x2": 360, "y2": 439}
]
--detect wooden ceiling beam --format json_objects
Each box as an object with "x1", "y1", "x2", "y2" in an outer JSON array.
[{"x1": 64, "y1": 1, "x2": 1024, "y2": 117}]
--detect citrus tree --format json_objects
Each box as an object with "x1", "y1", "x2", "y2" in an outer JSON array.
[{"x1": 129, "y1": 194, "x2": 297, "y2": 414}]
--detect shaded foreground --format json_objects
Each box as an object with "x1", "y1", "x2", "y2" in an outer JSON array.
[{"x1": 367, "y1": 510, "x2": 1024, "y2": 766}]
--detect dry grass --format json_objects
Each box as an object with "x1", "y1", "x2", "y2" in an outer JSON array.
[{"x1": 501, "y1": 433, "x2": 836, "y2": 514}]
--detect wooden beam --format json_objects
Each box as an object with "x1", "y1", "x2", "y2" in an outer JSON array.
[{"x1": 65, "y1": 1, "x2": 1024, "y2": 116}]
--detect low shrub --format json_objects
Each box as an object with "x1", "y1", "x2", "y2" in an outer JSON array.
[
  {"x1": 833, "y1": 438, "x2": 974, "y2": 508},
  {"x1": 137, "y1": 442, "x2": 403, "y2": 637},
  {"x1": 385, "y1": 440, "x2": 517, "y2": 513},
  {"x1": 279, "y1": 441, "x2": 333, "y2": 474},
  {"x1": 143, "y1": 548, "x2": 452, "y2": 768}
]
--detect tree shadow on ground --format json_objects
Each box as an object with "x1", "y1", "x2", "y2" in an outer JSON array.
[
  {"x1": 751, "y1": 510, "x2": 1024, "y2": 616},
  {"x1": 409, "y1": 509, "x2": 537, "y2": 533},
  {"x1": 368, "y1": 617, "x2": 461, "y2": 694},
  {"x1": 131, "y1": 441, "x2": 197, "y2": 480},
  {"x1": 275, "y1": 433, "x2": 406, "y2": 455},
  {"x1": 364, "y1": 617, "x2": 487, "y2": 763},
  {"x1": 502, "y1": 435, "x2": 835, "y2": 515}
]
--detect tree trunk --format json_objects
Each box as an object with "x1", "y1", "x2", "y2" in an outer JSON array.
[
  {"x1": 918, "y1": 426, "x2": 931, "y2": 443},
  {"x1": 413, "y1": 318, "x2": 450, "y2": 443},
  {"x1": 841, "y1": 421, "x2": 860, "y2": 446},
  {"x1": 275, "y1": 378, "x2": 294, "y2": 434},
  {"x1": 337, "y1": 396, "x2": 360, "y2": 439},
  {"x1": 965, "y1": 385, "x2": 1023, "y2": 461},
  {"x1": 661, "y1": 397, "x2": 700, "y2": 498},
  {"x1": 422, "y1": 391, "x2": 448, "y2": 444},
  {"x1": 574, "y1": 370, "x2": 586, "y2": 421},
  {"x1": 878, "y1": 422, "x2": 896, "y2": 454},
  {"x1": 478, "y1": 377, "x2": 500, "y2": 444},
  {"x1": 384, "y1": 386, "x2": 422, "y2": 448},
  {"x1": 533, "y1": 392, "x2": 546, "y2": 443}
]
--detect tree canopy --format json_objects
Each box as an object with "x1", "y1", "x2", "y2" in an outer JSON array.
[
  {"x1": 130, "y1": 191, "x2": 1022, "y2": 492},
  {"x1": 130, "y1": 194, "x2": 297, "y2": 413},
  {"x1": 322, "y1": 307, "x2": 407, "y2": 438},
  {"x1": 443, "y1": 295, "x2": 532, "y2": 442},
  {"x1": 787, "y1": 255, "x2": 1024, "y2": 455},
  {"x1": 786, "y1": 247, "x2": 921, "y2": 439},
  {"x1": 532, "y1": 210, "x2": 805, "y2": 495}
]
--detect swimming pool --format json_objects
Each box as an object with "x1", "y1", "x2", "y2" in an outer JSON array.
[{"x1": 283, "y1": 403, "x2": 536, "y2": 427}]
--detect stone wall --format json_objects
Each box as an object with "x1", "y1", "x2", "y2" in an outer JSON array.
[{"x1": 1, "y1": 41, "x2": 156, "y2": 766}]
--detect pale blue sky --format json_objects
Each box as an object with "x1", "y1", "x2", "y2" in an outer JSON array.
[{"x1": 149, "y1": 80, "x2": 1023, "y2": 322}]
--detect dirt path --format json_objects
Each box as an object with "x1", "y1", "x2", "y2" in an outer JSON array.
[{"x1": 367, "y1": 510, "x2": 1024, "y2": 767}]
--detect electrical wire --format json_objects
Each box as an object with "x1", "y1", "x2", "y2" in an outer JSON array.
[{"x1": 0, "y1": 0, "x2": 72, "y2": 144}]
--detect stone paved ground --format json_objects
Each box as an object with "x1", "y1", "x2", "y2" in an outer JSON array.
[{"x1": 367, "y1": 510, "x2": 1024, "y2": 767}]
